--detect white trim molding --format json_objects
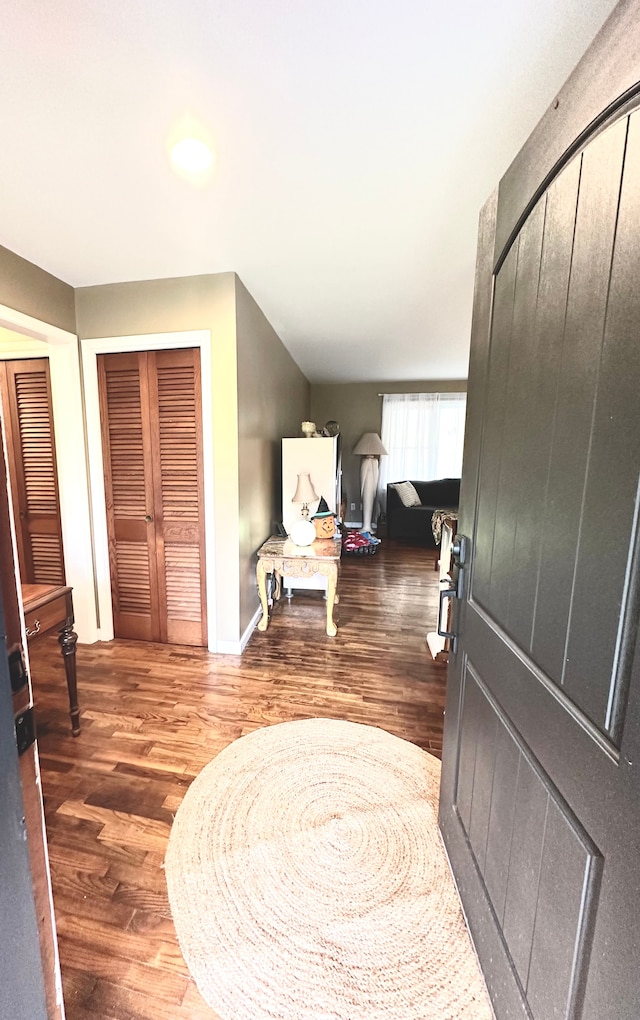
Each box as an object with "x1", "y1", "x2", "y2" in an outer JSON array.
[
  {"x1": 217, "y1": 604, "x2": 263, "y2": 655},
  {"x1": 80, "y1": 331, "x2": 217, "y2": 652},
  {"x1": 0, "y1": 303, "x2": 98, "y2": 643}
]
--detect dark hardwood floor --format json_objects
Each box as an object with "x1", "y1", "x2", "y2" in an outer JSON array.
[{"x1": 33, "y1": 540, "x2": 447, "y2": 1020}]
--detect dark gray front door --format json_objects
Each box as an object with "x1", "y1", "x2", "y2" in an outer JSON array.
[
  {"x1": 0, "y1": 593, "x2": 48, "y2": 1020},
  {"x1": 439, "y1": 5, "x2": 640, "y2": 1019}
]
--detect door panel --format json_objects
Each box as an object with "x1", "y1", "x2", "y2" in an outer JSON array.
[
  {"x1": 503, "y1": 161, "x2": 579, "y2": 651},
  {"x1": 98, "y1": 352, "x2": 159, "y2": 641},
  {"x1": 0, "y1": 400, "x2": 63, "y2": 1020},
  {"x1": 113, "y1": 541, "x2": 154, "y2": 639},
  {"x1": 563, "y1": 114, "x2": 640, "y2": 737},
  {"x1": 153, "y1": 350, "x2": 206, "y2": 646},
  {"x1": 475, "y1": 115, "x2": 635, "y2": 738},
  {"x1": 0, "y1": 359, "x2": 65, "y2": 585},
  {"x1": 516, "y1": 157, "x2": 582, "y2": 677},
  {"x1": 99, "y1": 348, "x2": 206, "y2": 646},
  {"x1": 456, "y1": 662, "x2": 601, "y2": 1017},
  {"x1": 440, "y1": 21, "x2": 640, "y2": 1020}
]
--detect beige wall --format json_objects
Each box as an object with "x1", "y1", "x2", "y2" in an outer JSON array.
[
  {"x1": 75, "y1": 273, "x2": 240, "y2": 645},
  {"x1": 0, "y1": 252, "x2": 100, "y2": 644},
  {"x1": 0, "y1": 242, "x2": 465, "y2": 633},
  {"x1": 235, "y1": 279, "x2": 310, "y2": 632},
  {"x1": 0, "y1": 245, "x2": 75, "y2": 334},
  {"x1": 310, "y1": 379, "x2": 467, "y2": 522},
  {"x1": 75, "y1": 272, "x2": 309, "y2": 647}
]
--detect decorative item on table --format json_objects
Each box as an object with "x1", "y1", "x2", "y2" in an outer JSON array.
[
  {"x1": 320, "y1": 419, "x2": 340, "y2": 437},
  {"x1": 289, "y1": 472, "x2": 318, "y2": 546},
  {"x1": 300, "y1": 421, "x2": 318, "y2": 438},
  {"x1": 311, "y1": 496, "x2": 336, "y2": 539},
  {"x1": 352, "y1": 432, "x2": 387, "y2": 546}
]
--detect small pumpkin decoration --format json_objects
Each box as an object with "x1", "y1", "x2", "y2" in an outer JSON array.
[{"x1": 312, "y1": 496, "x2": 336, "y2": 539}]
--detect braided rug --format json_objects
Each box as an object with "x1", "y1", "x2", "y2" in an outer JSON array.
[{"x1": 165, "y1": 718, "x2": 493, "y2": 1020}]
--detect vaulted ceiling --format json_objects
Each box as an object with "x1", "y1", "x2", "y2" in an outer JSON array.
[{"x1": 0, "y1": 1, "x2": 619, "y2": 382}]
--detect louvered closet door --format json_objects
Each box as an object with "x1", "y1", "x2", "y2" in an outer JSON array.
[
  {"x1": 98, "y1": 349, "x2": 207, "y2": 646},
  {"x1": 0, "y1": 359, "x2": 65, "y2": 585},
  {"x1": 150, "y1": 349, "x2": 207, "y2": 645},
  {"x1": 98, "y1": 352, "x2": 159, "y2": 641}
]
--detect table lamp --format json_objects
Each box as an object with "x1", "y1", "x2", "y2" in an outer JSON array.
[
  {"x1": 290, "y1": 472, "x2": 318, "y2": 545},
  {"x1": 352, "y1": 432, "x2": 387, "y2": 538}
]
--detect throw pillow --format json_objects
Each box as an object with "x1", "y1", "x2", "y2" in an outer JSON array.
[{"x1": 390, "y1": 481, "x2": 422, "y2": 507}]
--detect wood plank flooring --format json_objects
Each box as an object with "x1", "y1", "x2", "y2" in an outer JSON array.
[{"x1": 33, "y1": 540, "x2": 447, "y2": 1020}]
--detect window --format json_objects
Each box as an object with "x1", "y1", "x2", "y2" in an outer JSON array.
[{"x1": 379, "y1": 392, "x2": 466, "y2": 498}]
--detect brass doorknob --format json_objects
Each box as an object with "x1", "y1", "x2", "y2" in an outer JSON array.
[{"x1": 145, "y1": 514, "x2": 153, "y2": 522}]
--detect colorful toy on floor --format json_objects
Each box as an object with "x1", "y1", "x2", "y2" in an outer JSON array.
[{"x1": 342, "y1": 529, "x2": 379, "y2": 555}]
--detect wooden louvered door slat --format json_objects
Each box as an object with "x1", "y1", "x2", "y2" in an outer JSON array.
[
  {"x1": 0, "y1": 359, "x2": 65, "y2": 585},
  {"x1": 98, "y1": 349, "x2": 206, "y2": 646},
  {"x1": 98, "y1": 352, "x2": 159, "y2": 641},
  {"x1": 148, "y1": 349, "x2": 207, "y2": 646}
]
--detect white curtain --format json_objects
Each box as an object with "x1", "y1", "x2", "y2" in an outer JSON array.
[{"x1": 379, "y1": 393, "x2": 467, "y2": 504}]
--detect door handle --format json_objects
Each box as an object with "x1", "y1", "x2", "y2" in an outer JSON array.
[
  {"x1": 437, "y1": 534, "x2": 470, "y2": 652},
  {"x1": 145, "y1": 514, "x2": 153, "y2": 522},
  {"x1": 452, "y1": 534, "x2": 467, "y2": 566}
]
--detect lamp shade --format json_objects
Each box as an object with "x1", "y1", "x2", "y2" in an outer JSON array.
[
  {"x1": 353, "y1": 432, "x2": 387, "y2": 456},
  {"x1": 292, "y1": 472, "x2": 318, "y2": 504}
]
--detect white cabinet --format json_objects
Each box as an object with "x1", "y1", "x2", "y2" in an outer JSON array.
[
  {"x1": 281, "y1": 437, "x2": 341, "y2": 534},
  {"x1": 281, "y1": 437, "x2": 341, "y2": 591}
]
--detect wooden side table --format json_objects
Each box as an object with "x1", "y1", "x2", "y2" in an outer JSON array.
[
  {"x1": 22, "y1": 583, "x2": 80, "y2": 735},
  {"x1": 256, "y1": 536, "x2": 342, "y2": 636}
]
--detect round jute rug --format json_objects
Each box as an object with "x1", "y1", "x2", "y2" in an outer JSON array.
[{"x1": 165, "y1": 718, "x2": 493, "y2": 1020}]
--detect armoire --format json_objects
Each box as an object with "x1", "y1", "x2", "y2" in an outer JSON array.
[{"x1": 281, "y1": 436, "x2": 341, "y2": 593}]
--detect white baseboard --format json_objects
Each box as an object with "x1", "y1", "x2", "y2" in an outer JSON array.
[
  {"x1": 215, "y1": 605, "x2": 263, "y2": 655},
  {"x1": 215, "y1": 640, "x2": 242, "y2": 654},
  {"x1": 94, "y1": 611, "x2": 261, "y2": 655}
]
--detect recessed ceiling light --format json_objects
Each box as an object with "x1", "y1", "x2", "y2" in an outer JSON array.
[{"x1": 170, "y1": 137, "x2": 214, "y2": 174}]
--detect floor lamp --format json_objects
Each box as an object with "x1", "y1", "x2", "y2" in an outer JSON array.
[{"x1": 352, "y1": 432, "x2": 387, "y2": 540}]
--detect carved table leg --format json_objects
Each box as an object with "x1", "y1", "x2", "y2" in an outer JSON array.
[
  {"x1": 273, "y1": 570, "x2": 282, "y2": 602},
  {"x1": 58, "y1": 624, "x2": 80, "y2": 736},
  {"x1": 257, "y1": 560, "x2": 270, "y2": 631},
  {"x1": 325, "y1": 564, "x2": 338, "y2": 637}
]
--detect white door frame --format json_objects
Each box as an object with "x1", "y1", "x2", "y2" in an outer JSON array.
[
  {"x1": 80, "y1": 331, "x2": 217, "y2": 651},
  {"x1": 0, "y1": 304, "x2": 97, "y2": 643}
]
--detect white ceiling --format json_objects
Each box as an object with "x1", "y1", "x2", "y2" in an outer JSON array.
[{"x1": 0, "y1": 0, "x2": 619, "y2": 383}]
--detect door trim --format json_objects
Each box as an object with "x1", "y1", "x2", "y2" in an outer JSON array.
[
  {"x1": 0, "y1": 303, "x2": 98, "y2": 642},
  {"x1": 81, "y1": 331, "x2": 217, "y2": 651}
]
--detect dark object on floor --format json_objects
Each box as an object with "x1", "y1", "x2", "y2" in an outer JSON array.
[{"x1": 386, "y1": 478, "x2": 460, "y2": 544}]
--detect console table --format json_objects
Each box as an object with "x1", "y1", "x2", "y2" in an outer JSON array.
[
  {"x1": 256, "y1": 536, "x2": 342, "y2": 636},
  {"x1": 22, "y1": 583, "x2": 80, "y2": 736}
]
